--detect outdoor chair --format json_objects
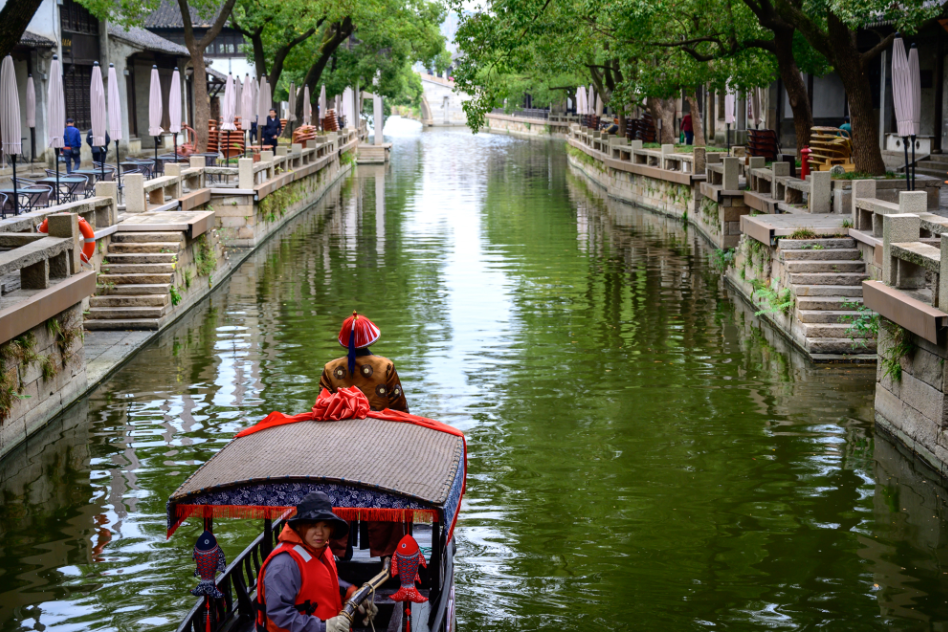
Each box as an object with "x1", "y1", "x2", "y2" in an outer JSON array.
[{"x1": 63, "y1": 175, "x2": 88, "y2": 202}]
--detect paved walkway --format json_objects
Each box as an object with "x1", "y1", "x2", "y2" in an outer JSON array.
[{"x1": 84, "y1": 330, "x2": 153, "y2": 385}]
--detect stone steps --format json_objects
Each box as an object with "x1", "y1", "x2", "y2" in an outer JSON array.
[
  {"x1": 789, "y1": 272, "x2": 868, "y2": 285},
  {"x1": 98, "y1": 283, "x2": 172, "y2": 295},
  {"x1": 98, "y1": 272, "x2": 174, "y2": 285},
  {"x1": 108, "y1": 242, "x2": 180, "y2": 254},
  {"x1": 785, "y1": 260, "x2": 866, "y2": 273},
  {"x1": 801, "y1": 322, "x2": 872, "y2": 338},
  {"x1": 101, "y1": 263, "x2": 175, "y2": 275},
  {"x1": 794, "y1": 284, "x2": 864, "y2": 297},
  {"x1": 87, "y1": 305, "x2": 168, "y2": 320},
  {"x1": 779, "y1": 238, "x2": 856, "y2": 250},
  {"x1": 105, "y1": 253, "x2": 177, "y2": 264},
  {"x1": 797, "y1": 309, "x2": 861, "y2": 324},
  {"x1": 111, "y1": 231, "x2": 184, "y2": 244},
  {"x1": 780, "y1": 248, "x2": 861, "y2": 261},
  {"x1": 86, "y1": 231, "x2": 187, "y2": 330},
  {"x1": 84, "y1": 318, "x2": 161, "y2": 331},
  {"x1": 914, "y1": 167, "x2": 947, "y2": 179},
  {"x1": 807, "y1": 337, "x2": 877, "y2": 354},
  {"x1": 797, "y1": 296, "x2": 862, "y2": 310},
  {"x1": 90, "y1": 294, "x2": 170, "y2": 308}
]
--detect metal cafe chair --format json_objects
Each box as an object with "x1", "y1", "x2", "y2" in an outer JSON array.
[
  {"x1": 62, "y1": 175, "x2": 88, "y2": 203},
  {"x1": 0, "y1": 192, "x2": 8, "y2": 218},
  {"x1": 25, "y1": 184, "x2": 54, "y2": 210},
  {"x1": 92, "y1": 162, "x2": 117, "y2": 181}
]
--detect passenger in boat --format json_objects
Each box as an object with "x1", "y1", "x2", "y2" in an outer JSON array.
[
  {"x1": 319, "y1": 311, "x2": 409, "y2": 413},
  {"x1": 319, "y1": 311, "x2": 408, "y2": 560},
  {"x1": 256, "y1": 492, "x2": 378, "y2": 632}
]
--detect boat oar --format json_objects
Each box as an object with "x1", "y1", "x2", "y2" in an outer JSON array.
[{"x1": 338, "y1": 568, "x2": 388, "y2": 625}]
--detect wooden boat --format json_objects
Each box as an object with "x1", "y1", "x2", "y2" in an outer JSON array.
[{"x1": 168, "y1": 413, "x2": 466, "y2": 632}]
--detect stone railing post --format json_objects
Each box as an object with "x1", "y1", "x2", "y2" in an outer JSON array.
[
  {"x1": 851, "y1": 179, "x2": 876, "y2": 230},
  {"x1": 629, "y1": 140, "x2": 643, "y2": 150},
  {"x1": 722, "y1": 157, "x2": 739, "y2": 190},
  {"x1": 190, "y1": 155, "x2": 206, "y2": 170},
  {"x1": 748, "y1": 156, "x2": 766, "y2": 170},
  {"x1": 47, "y1": 212, "x2": 79, "y2": 277},
  {"x1": 95, "y1": 181, "x2": 118, "y2": 227},
  {"x1": 772, "y1": 162, "x2": 790, "y2": 177},
  {"x1": 164, "y1": 163, "x2": 184, "y2": 198},
  {"x1": 899, "y1": 190, "x2": 928, "y2": 214},
  {"x1": 125, "y1": 173, "x2": 145, "y2": 213},
  {"x1": 809, "y1": 171, "x2": 831, "y2": 213},
  {"x1": 238, "y1": 158, "x2": 254, "y2": 190},
  {"x1": 882, "y1": 213, "x2": 921, "y2": 286},
  {"x1": 940, "y1": 234, "x2": 948, "y2": 313},
  {"x1": 693, "y1": 147, "x2": 706, "y2": 174}
]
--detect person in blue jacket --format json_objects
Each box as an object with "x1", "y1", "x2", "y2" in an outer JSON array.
[{"x1": 63, "y1": 119, "x2": 82, "y2": 173}]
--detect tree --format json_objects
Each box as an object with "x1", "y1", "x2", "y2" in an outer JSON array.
[
  {"x1": 229, "y1": 0, "x2": 324, "y2": 103},
  {"x1": 773, "y1": 0, "x2": 940, "y2": 173},
  {"x1": 79, "y1": 0, "x2": 239, "y2": 152},
  {"x1": 0, "y1": 0, "x2": 45, "y2": 60},
  {"x1": 278, "y1": 0, "x2": 446, "y2": 121}
]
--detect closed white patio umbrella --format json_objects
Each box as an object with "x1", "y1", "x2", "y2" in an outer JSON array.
[
  {"x1": 240, "y1": 75, "x2": 255, "y2": 156},
  {"x1": 148, "y1": 65, "x2": 163, "y2": 176},
  {"x1": 169, "y1": 68, "x2": 182, "y2": 162},
  {"x1": 724, "y1": 88, "x2": 736, "y2": 153},
  {"x1": 90, "y1": 61, "x2": 107, "y2": 180},
  {"x1": 1, "y1": 55, "x2": 22, "y2": 215},
  {"x1": 220, "y1": 73, "x2": 236, "y2": 159},
  {"x1": 319, "y1": 85, "x2": 327, "y2": 128},
  {"x1": 303, "y1": 85, "x2": 312, "y2": 125},
  {"x1": 891, "y1": 37, "x2": 914, "y2": 190},
  {"x1": 47, "y1": 55, "x2": 65, "y2": 204},
  {"x1": 909, "y1": 43, "x2": 921, "y2": 190},
  {"x1": 107, "y1": 63, "x2": 124, "y2": 187},
  {"x1": 25, "y1": 74, "x2": 35, "y2": 162}
]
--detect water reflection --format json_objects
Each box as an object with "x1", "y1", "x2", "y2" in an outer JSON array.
[{"x1": 0, "y1": 124, "x2": 947, "y2": 632}]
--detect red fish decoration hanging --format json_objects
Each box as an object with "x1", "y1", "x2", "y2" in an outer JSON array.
[
  {"x1": 191, "y1": 530, "x2": 227, "y2": 598},
  {"x1": 390, "y1": 534, "x2": 428, "y2": 603}
]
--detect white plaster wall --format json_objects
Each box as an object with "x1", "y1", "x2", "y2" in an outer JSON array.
[{"x1": 208, "y1": 57, "x2": 256, "y2": 81}]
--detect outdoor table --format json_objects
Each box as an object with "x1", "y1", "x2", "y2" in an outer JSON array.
[
  {"x1": 72, "y1": 168, "x2": 112, "y2": 182},
  {"x1": 0, "y1": 187, "x2": 49, "y2": 213}
]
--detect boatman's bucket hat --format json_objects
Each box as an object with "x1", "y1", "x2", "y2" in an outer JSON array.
[{"x1": 288, "y1": 491, "x2": 349, "y2": 538}]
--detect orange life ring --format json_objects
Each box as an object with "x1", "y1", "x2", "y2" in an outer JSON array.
[{"x1": 38, "y1": 217, "x2": 96, "y2": 263}]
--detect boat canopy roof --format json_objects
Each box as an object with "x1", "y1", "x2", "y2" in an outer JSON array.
[{"x1": 167, "y1": 417, "x2": 466, "y2": 539}]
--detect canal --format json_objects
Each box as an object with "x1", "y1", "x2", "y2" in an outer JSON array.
[{"x1": 2, "y1": 121, "x2": 948, "y2": 631}]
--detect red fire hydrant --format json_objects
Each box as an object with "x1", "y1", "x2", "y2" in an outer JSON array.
[{"x1": 800, "y1": 146, "x2": 811, "y2": 180}]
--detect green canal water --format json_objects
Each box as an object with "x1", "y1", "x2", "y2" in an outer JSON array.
[{"x1": 2, "y1": 122, "x2": 948, "y2": 631}]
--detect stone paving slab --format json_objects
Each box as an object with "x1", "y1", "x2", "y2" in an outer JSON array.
[{"x1": 84, "y1": 330, "x2": 153, "y2": 385}]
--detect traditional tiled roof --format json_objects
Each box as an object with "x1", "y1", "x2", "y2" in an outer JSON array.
[
  {"x1": 108, "y1": 23, "x2": 189, "y2": 56},
  {"x1": 144, "y1": 0, "x2": 224, "y2": 29},
  {"x1": 19, "y1": 31, "x2": 56, "y2": 48}
]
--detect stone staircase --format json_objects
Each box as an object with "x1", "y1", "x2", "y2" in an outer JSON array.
[
  {"x1": 778, "y1": 237, "x2": 876, "y2": 355},
  {"x1": 914, "y1": 154, "x2": 948, "y2": 180},
  {"x1": 85, "y1": 232, "x2": 182, "y2": 330}
]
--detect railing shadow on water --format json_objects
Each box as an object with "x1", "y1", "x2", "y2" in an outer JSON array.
[{"x1": 176, "y1": 519, "x2": 282, "y2": 632}]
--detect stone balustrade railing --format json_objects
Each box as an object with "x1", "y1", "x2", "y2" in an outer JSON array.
[
  {"x1": 570, "y1": 126, "x2": 705, "y2": 176},
  {"x1": 743, "y1": 158, "x2": 832, "y2": 213}
]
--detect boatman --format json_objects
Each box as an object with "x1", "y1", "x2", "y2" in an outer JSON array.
[
  {"x1": 319, "y1": 311, "x2": 409, "y2": 413},
  {"x1": 319, "y1": 311, "x2": 408, "y2": 560},
  {"x1": 256, "y1": 492, "x2": 378, "y2": 632}
]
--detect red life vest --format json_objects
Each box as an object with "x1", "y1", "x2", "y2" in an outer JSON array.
[{"x1": 256, "y1": 525, "x2": 343, "y2": 632}]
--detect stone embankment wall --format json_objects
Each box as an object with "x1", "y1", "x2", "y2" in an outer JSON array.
[
  {"x1": 484, "y1": 113, "x2": 574, "y2": 139},
  {"x1": 874, "y1": 317, "x2": 948, "y2": 479},
  {"x1": 0, "y1": 304, "x2": 85, "y2": 454}
]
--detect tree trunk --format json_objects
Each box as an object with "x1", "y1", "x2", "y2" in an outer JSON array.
[
  {"x1": 825, "y1": 15, "x2": 885, "y2": 174},
  {"x1": 686, "y1": 93, "x2": 704, "y2": 147},
  {"x1": 772, "y1": 27, "x2": 812, "y2": 158},
  {"x1": 294, "y1": 21, "x2": 352, "y2": 119},
  {"x1": 648, "y1": 99, "x2": 676, "y2": 144},
  {"x1": 0, "y1": 0, "x2": 45, "y2": 60},
  {"x1": 190, "y1": 49, "x2": 211, "y2": 153},
  {"x1": 617, "y1": 113, "x2": 627, "y2": 137}
]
